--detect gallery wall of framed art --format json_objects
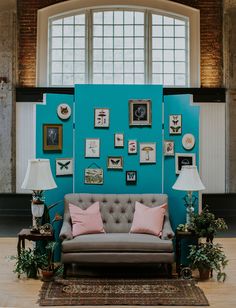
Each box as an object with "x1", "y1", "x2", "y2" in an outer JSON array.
[{"x1": 36, "y1": 85, "x2": 199, "y2": 232}]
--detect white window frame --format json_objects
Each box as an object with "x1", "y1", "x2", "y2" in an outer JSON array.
[{"x1": 37, "y1": 0, "x2": 200, "y2": 87}]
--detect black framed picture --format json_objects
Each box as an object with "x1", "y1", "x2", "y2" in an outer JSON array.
[
  {"x1": 126, "y1": 171, "x2": 137, "y2": 185},
  {"x1": 175, "y1": 153, "x2": 196, "y2": 174},
  {"x1": 43, "y1": 124, "x2": 62, "y2": 151},
  {"x1": 129, "y1": 99, "x2": 152, "y2": 126}
]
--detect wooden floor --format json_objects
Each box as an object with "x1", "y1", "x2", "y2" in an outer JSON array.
[{"x1": 0, "y1": 237, "x2": 236, "y2": 308}]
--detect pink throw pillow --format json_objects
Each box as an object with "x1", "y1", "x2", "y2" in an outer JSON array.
[
  {"x1": 130, "y1": 201, "x2": 167, "y2": 237},
  {"x1": 69, "y1": 202, "x2": 105, "y2": 237}
]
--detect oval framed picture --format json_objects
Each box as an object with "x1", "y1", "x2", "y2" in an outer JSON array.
[
  {"x1": 57, "y1": 103, "x2": 71, "y2": 120},
  {"x1": 182, "y1": 133, "x2": 195, "y2": 150}
]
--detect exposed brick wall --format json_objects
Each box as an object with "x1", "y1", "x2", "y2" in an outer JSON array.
[
  {"x1": 17, "y1": 0, "x2": 66, "y2": 86},
  {"x1": 17, "y1": 0, "x2": 223, "y2": 87}
]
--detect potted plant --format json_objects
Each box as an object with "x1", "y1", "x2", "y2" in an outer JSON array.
[
  {"x1": 41, "y1": 241, "x2": 58, "y2": 281},
  {"x1": 11, "y1": 248, "x2": 48, "y2": 279},
  {"x1": 189, "y1": 205, "x2": 228, "y2": 242},
  {"x1": 188, "y1": 242, "x2": 228, "y2": 281}
]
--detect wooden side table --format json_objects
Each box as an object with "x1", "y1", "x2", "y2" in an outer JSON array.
[
  {"x1": 175, "y1": 230, "x2": 198, "y2": 277},
  {"x1": 17, "y1": 228, "x2": 54, "y2": 256}
]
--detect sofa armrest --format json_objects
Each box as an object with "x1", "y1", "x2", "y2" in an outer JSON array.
[
  {"x1": 161, "y1": 217, "x2": 175, "y2": 240},
  {"x1": 59, "y1": 220, "x2": 73, "y2": 241}
]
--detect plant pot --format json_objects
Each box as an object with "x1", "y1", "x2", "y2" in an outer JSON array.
[
  {"x1": 41, "y1": 269, "x2": 54, "y2": 281},
  {"x1": 198, "y1": 268, "x2": 211, "y2": 280},
  {"x1": 26, "y1": 267, "x2": 38, "y2": 279}
]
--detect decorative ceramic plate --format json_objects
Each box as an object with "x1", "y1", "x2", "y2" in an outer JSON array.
[
  {"x1": 182, "y1": 133, "x2": 195, "y2": 150},
  {"x1": 57, "y1": 103, "x2": 71, "y2": 120}
]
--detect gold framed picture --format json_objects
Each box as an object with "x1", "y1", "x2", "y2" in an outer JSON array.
[{"x1": 43, "y1": 124, "x2": 62, "y2": 151}]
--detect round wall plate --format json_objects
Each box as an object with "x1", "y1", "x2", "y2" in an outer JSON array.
[
  {"x1": 182, "y1": 133, "x2": 195, "y2": 150},
  {"x1": 57, "y1": 103, "x2": 71, "y2": 120}
]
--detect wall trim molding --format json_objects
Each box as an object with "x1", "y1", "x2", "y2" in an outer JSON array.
[{"x1": 16, "y1": 87, "x2": 226, "y2": 103}]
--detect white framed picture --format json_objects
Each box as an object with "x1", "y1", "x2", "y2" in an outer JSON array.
[
  {"x1": 164, "y1": 140, "x2": 175, "y2": 156},
  {"x1": 107, "y1": 156, "x2": 123, "y2": 170},
  {"x1": 114, "y1": 133, "x2": 124, "y2": 148},
  {"x1": 175, "y1": 153, "x2": 196, "y2": 174},
  {"x1": 128, "y1": 140, "x2": 137, "y2": 154},
  {"x1": 56, "y1": 158, "x2": 73, "y2": 176},
  {"x1": 57, "y1": 103, "x2": 72, "y2": 120},
  {"x1": 85, "y1": 138, "x2": 100, "y2": 158},
  {"x1": 182, "y1": 133, "x2": 195, "y2": 150},
  {"x1": 139, "y1": 142, "x2": 156, "y2": 164},
  {"x1": 84, "y1": 168, "x2": 103, "y2": 185},
  {"x1": 169, "y1": 114, "x2": 182, "y2": 135},
  {"x1": 94, "y1": 108, "x2": 110, "y2": 128}
]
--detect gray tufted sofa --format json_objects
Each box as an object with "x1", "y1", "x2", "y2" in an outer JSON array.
[{"x1": 59, "y1": 193, "x2": 175, "y2": 277}]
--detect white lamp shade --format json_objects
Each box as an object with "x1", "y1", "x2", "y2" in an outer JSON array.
[
  {"x1": 172, "y1": 165, "x2": 205, "y2": 191},
  {"x1": 21, "y1": 159, "x2": 57, "y2": 191}
]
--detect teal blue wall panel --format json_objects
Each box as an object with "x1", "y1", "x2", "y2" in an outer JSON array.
[
  {"x1": 74, "y1": 84, "x2": 163, "y2": 194},
  {"x1": 36, "y1": 94, "x2": 74, "y2": 238},
  {"x1": 163, "y1": 95, "x2": 200, "y2": 231}
]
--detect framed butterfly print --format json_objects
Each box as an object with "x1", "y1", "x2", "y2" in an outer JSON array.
[
  {"x1": 107, "y1": 156, "x2": 123, "y2": 170},
  {"x1": 56, "y1": 158, "x2": 73, "y2": 176},
  {"x1": 169, "y1": 114, "x2": 182, "y2": 135}
]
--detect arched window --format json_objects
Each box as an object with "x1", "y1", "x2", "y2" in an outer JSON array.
[{"x1": 37, "y1": 1, "x2": 199, "y2": 87}]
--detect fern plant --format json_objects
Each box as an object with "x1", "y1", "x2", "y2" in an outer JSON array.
[{"x1": 188, "y1": 242, "x2": 228, "y2": 281}]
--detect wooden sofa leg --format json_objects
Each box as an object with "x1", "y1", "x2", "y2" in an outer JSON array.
[
  {"x1": 163, "y1": 264, "x2": 172, "y2": 278},
  {"x1": 167, "y1": 264, "x2": 172, "y2": 278},
  {"x1": 63, "y1": 264, "x2": 68, "y2": 279}
]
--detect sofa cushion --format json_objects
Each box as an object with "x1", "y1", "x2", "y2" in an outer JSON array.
[
  {"x1": 130, "y1": 201, "x2": 167, "y2": 236},
  {"x1": 61, "y1": 233, "x2": 173, "y2": 253},
  {"x1": 69, "y1": 202, "x2": 105, "y2": 236},
  {"x1": 64, "y1": 194, "x2": 168, "y2": 233}
]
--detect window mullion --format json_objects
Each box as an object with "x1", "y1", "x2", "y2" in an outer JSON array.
[
  {"x1": 146, "y1": 10, "x2": 152, "y2": 84},
  {"x1": 87, "y1": 10, "x2": 93, "y2": 83}
]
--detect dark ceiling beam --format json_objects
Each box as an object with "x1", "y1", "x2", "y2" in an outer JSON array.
[{"x1": 16, "y1": 87, "x2": 226, "y2": 103}]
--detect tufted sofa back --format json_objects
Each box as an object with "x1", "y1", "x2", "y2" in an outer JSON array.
[{"x1": 64, "y1": 193, "x2": 168, "y2": 233}]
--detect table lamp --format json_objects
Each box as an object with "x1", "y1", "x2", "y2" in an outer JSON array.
[
  {"x1": 172, "y1": 165, "x2": 205, "y2": 229},
  {"x1": 21, "y1": 159, "x2": 57, "y2": 232}
]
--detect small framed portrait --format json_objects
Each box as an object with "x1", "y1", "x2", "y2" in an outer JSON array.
[
  {"x1": 43, "y1": 124, "x2": 62, "y2": 151},
  {"x1": 85, "y1": 138, "x2": 100, "y2": 158},
  {"x1": 126, "y1": 171, "x2": 137, "y2": 185},
  {"x1": 114, "y1": 133, "x2": 124, "y2": 148},
  {"x1": 128, "y1": 140, "x2": 137, "y2": 154},
  {"x1": 84, "y1": 168, "x2": 103, "y2": 185},
  {"x1": 139, "y1": 142, "x2": 156, "y2": 164},
  {"x1": 57, "y1": 103, "x2": 71, "y2": 120},
  {"x1": 175, "y1": 153, "x2": 196, "y2": 174},
  {"x1": 107, "y1": 156, "x2": 123, "y2": 170},
  {"x1": 164, "y1": 140, "x2": 175, "y2": 156},
  {"x1": 129, "y1": 99, "x2": 152, "y2": 126},
  {"x1": 94, "y1": 108, "x2": 110, "y2": 128},
  {"x1": 169, "y1": 114, "x2": 182, "y2": 135},
  {"x1": 56, "y1": 158, "x2": 73, "y2": 176}
]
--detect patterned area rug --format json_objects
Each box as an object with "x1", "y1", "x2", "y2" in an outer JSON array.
[{"x1": 38, "y1": 278, "x2": 209, "y2": 306}]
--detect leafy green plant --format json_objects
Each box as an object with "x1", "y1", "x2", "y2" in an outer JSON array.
[
  {"x1": 188, "y1": 242, "x2": 228, "y2": 281},
  {"x1": 189, "y1": 205, "x2": 228, "y2": 242},
  {"x1": 11, "y1": 248, "x2": 48, "y2": 278}
]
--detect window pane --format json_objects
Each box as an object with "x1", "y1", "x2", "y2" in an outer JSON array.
[
  {"x1": 52, "y1": 50, "x2": 62, "y2": 61},
  {"x1": 152, "y1": 13, "x2": 188, "y2": 86},
  {"x1": 92, "y1": 10, "x2": 145, "y2": 84}
]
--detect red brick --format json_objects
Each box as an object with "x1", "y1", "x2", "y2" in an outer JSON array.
[{"x1": 17, "y1": 0, "x2": 223, "y2": 88}]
